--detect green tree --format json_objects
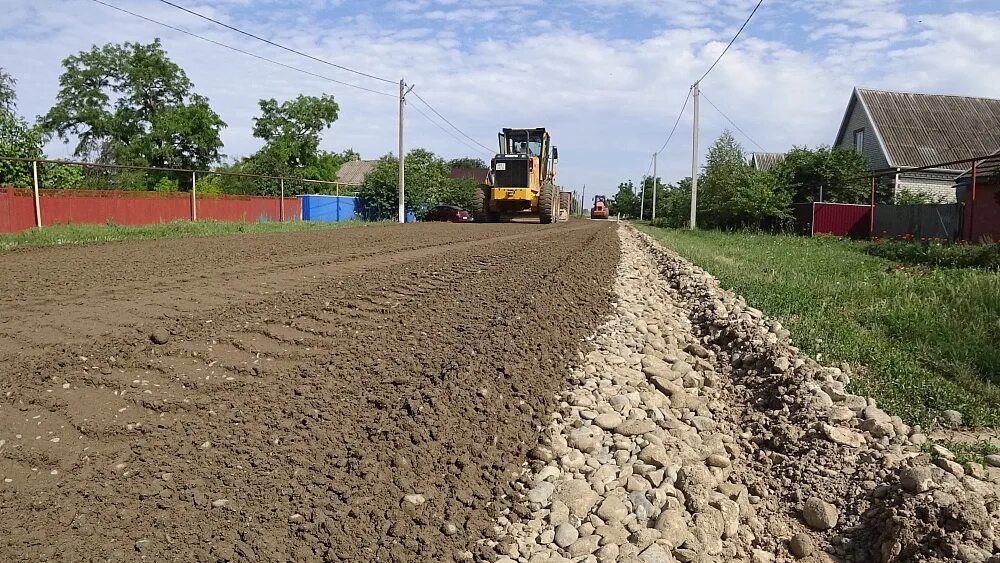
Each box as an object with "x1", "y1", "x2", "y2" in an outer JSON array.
[
  {"x1": 446, "y1": 157, "x2": 487, "y2": 170},
  {"x1": 770, "y1": 146, "x2": 869, "y2": 204},
  {"x1": 609, "y1": 180, "x2": 639, "y2": 218},
  {"x1": 0, "y1": 68, "x2": 42, "y2": 187},
  {"x1": 699, "y1": 131, "x2": 791, "y2": 230},
  {"x1": 357, "y1": 149, "x2": 451, "y2": 219},
  {"x1": 0, "y1": 68, "x2": 16, "y2": 114},
  {"x1": 659, "y1": 177, "x2": 692, "y2": 228},
  {"x1": 39, "y1": 39, "x2": 225, "y2": 173},
  {"x1": 251, "y1": 94, "x2": 340, "y2": 172}
]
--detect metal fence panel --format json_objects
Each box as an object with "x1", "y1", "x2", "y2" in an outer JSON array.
[
  {"x1": 813, "y1": 203, "x2": 871, "y2": 238},
  {"x1": 873, "y1": 204, "x2": 961, "y2": 241}
]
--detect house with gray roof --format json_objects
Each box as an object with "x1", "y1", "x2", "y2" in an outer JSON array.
[
  {"x1": 833, "y1": 88, "x2": 1000, "y2": 202},
  {"x1": 334, "y1": 159, "x2": 378, "y2": 186}
]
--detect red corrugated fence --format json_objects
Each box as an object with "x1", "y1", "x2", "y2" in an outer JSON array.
[{"x1": 0, "y1": 188, "x2": 300, "y2": 233}]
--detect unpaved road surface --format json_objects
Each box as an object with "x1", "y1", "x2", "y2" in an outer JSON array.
[{"x1": 0, "y1": 222, "x2": 619, "y2": 562}]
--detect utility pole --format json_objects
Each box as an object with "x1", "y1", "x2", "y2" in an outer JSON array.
[
  {"x1": 651, "y1": 152, "x2": 658, "y2": 220},
  {"x1": 398, "y1": 79, "x2": 406, "y2": 223},
  {"x1": 581, "y1": 184, "x2": 587, "y2": 217},
  {"x1": 639, "y1": 175, "x2": 646, "y2": 220},
  {"x1": 689, "y1": 81, "x2": 700, "y2": 229}
]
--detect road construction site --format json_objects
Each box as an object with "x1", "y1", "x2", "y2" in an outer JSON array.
[{"x1": 2, "y1": 222, "x2": 998, "y2": 563}]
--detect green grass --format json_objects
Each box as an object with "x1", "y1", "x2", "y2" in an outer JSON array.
[
  {"x1": 638, "y1": 226, "x2": 1000, "y2": 428},
  {"x1": 0, "y1": 219, "x2": 364, "y2": 251},
  {"x1": 926, "y1": 440, "x2": 1000, "y2": 467}
]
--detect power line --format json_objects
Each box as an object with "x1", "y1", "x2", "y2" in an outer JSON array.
[
  {"x1": 91, "y1": 0, "x2": 395, "y2": 97},
  {"x1": 153, "y1": 0, "x2": 396, "y2": 85},
  {"x1": 409, "y1": 91, "x2": 494, "y2": 154},
  {"x1": 698, "y1": 0, "x2": 764, "y2": 83},
  {"x1": 408, "y1": 104, "x2": 493, "y2": 157},
  {"x1": 700, "y1": 90, "x2": 766, "y2": 152},
  {"x1": 656, "y1": 86, "x2": 693, "y2": 155}
]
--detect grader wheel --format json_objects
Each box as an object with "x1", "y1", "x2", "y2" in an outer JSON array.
[{"x1": 539, "y1": 182, "x2": 558, "y2": 224}]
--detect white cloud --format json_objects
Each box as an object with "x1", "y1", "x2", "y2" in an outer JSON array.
[{"x1": 1, "y1": 0, "x2": 998, "y2": 192}]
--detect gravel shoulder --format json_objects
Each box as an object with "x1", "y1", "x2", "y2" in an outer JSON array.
[{"x1": 488, "y1": 225, "x2": 1000, "y2": 563}]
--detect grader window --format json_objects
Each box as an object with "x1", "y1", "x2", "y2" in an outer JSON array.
[{"x1": 507, "y1": 131, "x2": 544, "y2": 156}]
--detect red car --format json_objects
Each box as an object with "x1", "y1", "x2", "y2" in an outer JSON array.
[{"x1": 424, "y1": 204, "x2": 473, "y2": 223}]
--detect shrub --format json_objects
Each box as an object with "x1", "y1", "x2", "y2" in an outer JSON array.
[{"x1": 866, "y1": 239, "x2": 1000, "y2": 270}]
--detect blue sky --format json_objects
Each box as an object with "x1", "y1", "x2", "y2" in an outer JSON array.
[{"x1": 2, "y1": 0, "x2": 999, "y2": 193}]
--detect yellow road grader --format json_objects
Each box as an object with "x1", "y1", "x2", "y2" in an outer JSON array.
[{"x1": 472, "y1": 127, "x2": 566, "y2": 224}]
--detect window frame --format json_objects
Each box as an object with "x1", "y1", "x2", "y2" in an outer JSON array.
[{"x1": 853, "y1": 128, "x2": 865, "y2": 152}]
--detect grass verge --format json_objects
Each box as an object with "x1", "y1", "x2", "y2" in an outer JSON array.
[
  {"x1": 1, "y1": 220, "x2": 364, "y2": 251},
  {"x1": 638, "y1": 226, "x2": 1000, "y2": 428}
]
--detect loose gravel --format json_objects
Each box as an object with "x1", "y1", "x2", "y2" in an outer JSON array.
[{"x1": 486, "y1": 225, "x2": 1000, "y2": 563}]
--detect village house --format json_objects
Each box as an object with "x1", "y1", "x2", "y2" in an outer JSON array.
[{"x1": 833, "y1": 88, "x2": 1000, "y2": 203}]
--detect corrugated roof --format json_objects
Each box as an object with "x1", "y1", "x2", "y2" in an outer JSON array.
[
  {"x1": 335, "y1": 160, "x2": 378, "y2": 185},
  {"x1": 448, "y1": 168, "x2": 489, "y2": 183},
  {"x1": 749, "y1": 152, "x2": 785, "y2": 171},
  {"x1": 854, "y1": 88, "x2": 1000, "y2": 171}
]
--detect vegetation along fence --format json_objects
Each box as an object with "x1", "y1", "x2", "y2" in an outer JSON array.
[{"x1": 0, "y1": 157, "x2": 350, "y2": 233}]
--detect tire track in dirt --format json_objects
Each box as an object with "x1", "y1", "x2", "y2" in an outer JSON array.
[{"x1": 0, "y1": 221, "x2": 618, "y2": 562}]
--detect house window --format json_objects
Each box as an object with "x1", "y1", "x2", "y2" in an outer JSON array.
[{"x1": 853, "y1": 128, "x2": 865, "y2": 152}]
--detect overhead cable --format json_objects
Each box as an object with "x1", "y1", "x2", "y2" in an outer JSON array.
[
  {"x1": 700, "y1": 90, "x2": 766, "y2": 152},
  {"x1": 92, "y1": 0, "x2": 395, "y2": 97},
  {"x1": 154, "y1": 0, "x2": 396, "y2": 84}
]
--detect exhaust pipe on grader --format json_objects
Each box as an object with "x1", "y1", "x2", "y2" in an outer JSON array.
[{"x1": 472, "y1": 127, "x2": 567, "y2": 224}]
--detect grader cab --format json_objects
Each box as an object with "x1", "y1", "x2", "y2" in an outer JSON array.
[{"x1": 472, "y1": 128, "x2": 561, "y2": 224}]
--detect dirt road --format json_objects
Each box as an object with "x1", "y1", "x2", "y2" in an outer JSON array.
[{"x1": 0, "y1": 221, "x2": 619, "y2": 562}]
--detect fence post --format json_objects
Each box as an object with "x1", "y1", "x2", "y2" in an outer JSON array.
[
  {"x1": 31, "y1": 159, "x2": 42, "y2": 228},
  {"x1": 969, "y1": 160, "x2": 978, "y2": 241},
  {"x1": 191, "y1": 171, "x2": 197, "y2": 221},
  {"x1": 869, "y1": 176, "x2": 876, "y2": 238},
  {"x1": 280, "y1": 178, "x2": 285, "y2": 222}
]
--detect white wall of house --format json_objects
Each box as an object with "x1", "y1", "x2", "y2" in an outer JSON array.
[{"x1": 897, "y1": 175, "x2": 958, "y2": 203}]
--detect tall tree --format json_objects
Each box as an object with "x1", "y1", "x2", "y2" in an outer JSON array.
[
  {"x1": 39, "y1": 39, "x2": 225, "y2": 170},
  {"x1": 699, "y1": 131, "x2": 790, "y2": 230},
  {"x1": 446, "y1": 157, "x2": 486, "y2": 170},
  {"x1": 609, "y1": 180, "x2": 639, "y2": 218},
  {"x1": 770, "y1": 146, "x2": 869, "y2": 204},
  {"x1": 252, "y1": 94, "x2": 340, "y2": 171},
  {"x1": 0, "y1": 67, "x2": 42, "y2": 187},
  {"x1": 0, "y1": 68, "x2": 16, "y2": 114}
]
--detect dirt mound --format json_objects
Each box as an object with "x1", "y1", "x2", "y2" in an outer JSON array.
[{"x1": 0, "y1": 222, "x2": 618, "y2": 562}]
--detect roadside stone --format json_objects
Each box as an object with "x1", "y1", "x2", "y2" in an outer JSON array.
[
  {"x1": 596, "y1": 496, "x2": 629, "y2": 524},
  {"x1": 594, "y1": 412, "x2": 624, "y2": 430},
  {"x1": 149, "y1": 328, "x2": 170, "y2": 345},
  {"x1": 616, "y1": 419, "x2": 657, "y2": 437},
  {"x1": 802, "y1": 497, "x2": 838, "y2": 531},
  {"x1": 568, "y1": 535, "x2": 602, "y2": 557},
  {"x1": 639, "y1": 543, "x2": 675, "y2": 563},
  {"x1": 653, "y1": 509, "x2": 688, "y2": 548},
  {"x1": 555, "y1": 480, "x2": 598, "y2": 518},
  {"x1": 821, "y1": 424, "x2": 865, "y2": 448},
  {"x1": 705, "y1": 454, "x2": 730, "y2": 468},
  {"x1": 789, "y1": 533, "x2": 815, "y2": 558},
  {"x1": 930, "y1": 444, "x2": 956, "y2": 461},
  {"x1": 934, "y1": 457, "x2": 965, "y2": 477},
  {"x1": 941, "y1": 409, "x2": 963, "y2": 427},
  {"x1": 638, "y1": 444, "x2": 670, "y2": 468},
  {"x1": 527, "y1": 481, "x2": 555, "y2": 505},
  {"x1": 554, "y1": 523, "x2": 578, "y2": 548},
  {"x1": 985, "y1": 454, "x2": 1000, "y2": 468},
  {"x1": 900, "y1": 466, "x2": 936, "y2": 493}
]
